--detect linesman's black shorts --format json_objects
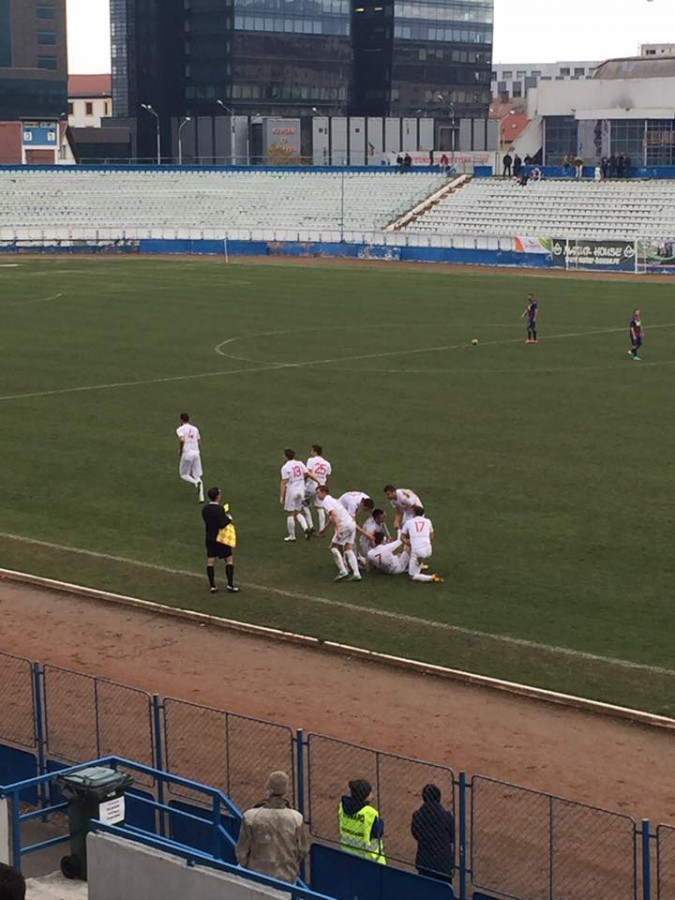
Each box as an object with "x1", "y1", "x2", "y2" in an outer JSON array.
[{"x1": 206, "y1": 540, "x2": 233, "y2": 560}]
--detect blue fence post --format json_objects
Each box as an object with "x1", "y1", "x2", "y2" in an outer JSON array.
[
  {"x1": 458, "y1": 772, "x2": 468, "y2": 900},
  {"x1": 296, "y1": 729, "x2": 306, "y2": 885},
  {"x1": 31, "y1": 663, "x2": 48, "y2": 815},
  {"x1": 642, "y1": 819, "x2": 652, "y2": 900},
  {"x1": 213, "y1": 794, "x2": 221, "y2": 859},
  {"x1": 152, "y1": 696, "x2": 166, "y2": 838},
  {"x1": 11, "y1": 788, "x2": 21, "y2": 871},
  {"x1": 295, "y1": 729, "x2": 305, "y2": 819}
]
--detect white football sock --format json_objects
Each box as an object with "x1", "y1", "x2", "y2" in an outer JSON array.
[
  {"x1": 411, "y1": 573, "x2": 434, "y2": 582},
  {"x1": 296, "y1": 512, "x2": 308, "y2": 532},
  {"x1": 345, "y1": 550, "x2": 360, "y2": 576},
  {"x1": 331, "y1": 547, "x2": 346, "y2": 572},
  {"x1": 318, "y1": 508, "x2": 327, "y2": 531},
  {"x1": 287, "y1": 516, "x2": 296, "y2": 539},
  {"x1": 180, "y1": 474, "x2": 199, "y2": 486},
  {"x1": 302, "y1": 505, "x2": 314, "y2": 530}
]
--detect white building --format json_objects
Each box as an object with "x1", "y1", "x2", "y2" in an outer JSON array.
[
  {"x1": 640, "y1": 43, "x2": 675, "y2": 57},
  {"x1": 525, "y1": 56, "x2": 675, "y2": 166},
  {"x1": 68, "y1": 75, "x2": 112, "y2": 129},
  {"x1": 491, "y1": 61, "x2": 599, "y2": 101}
]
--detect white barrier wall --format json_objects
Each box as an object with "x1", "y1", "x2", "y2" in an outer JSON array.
[{"x1": 87, "y1": 833, "x2": 291, "y2": 900}]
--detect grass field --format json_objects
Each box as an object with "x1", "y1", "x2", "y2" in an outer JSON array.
[{"x1": 2, "y1": 256, "x2": 674, "y2": 715}]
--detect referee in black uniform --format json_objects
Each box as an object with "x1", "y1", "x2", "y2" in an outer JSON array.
[{"x1": 202, "y1": 486, "x2": 239, "y2": 593}]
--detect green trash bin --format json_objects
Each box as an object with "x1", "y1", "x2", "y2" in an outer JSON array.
[{"x1": 57, "y1": 766, "x2": 134, "y2": 880}]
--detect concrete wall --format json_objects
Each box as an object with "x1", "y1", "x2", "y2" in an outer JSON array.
[
  {"x1": 532, "y1": 76, "x2": 675, "y2": 118},
  {"x1": 87, "y1": 833, "x2": 291, "y2": 900}
]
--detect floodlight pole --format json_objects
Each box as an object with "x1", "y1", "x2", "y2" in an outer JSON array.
[
  {"x1": 178, "y1": 116, "x2": 191, "y2": 165},
  {"x1": 141, "y1": 103, "x2": 161, "y2": 165},
  {"x1": 217, "y1": 100, "x2": 235, "y2": 164}
]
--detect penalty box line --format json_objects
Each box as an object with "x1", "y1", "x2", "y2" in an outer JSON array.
[{"x1": 2, "y1": 532, "x2": 674, "y2": 679}]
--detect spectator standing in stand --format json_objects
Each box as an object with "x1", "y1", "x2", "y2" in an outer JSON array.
[
  {"x1": 236, "y1": 771, "x2": 309, "y2": 884},
  {"x1": 502, "y1": 151, "x2": 513, "y2": 177},
  {"x1": 338, "y1": 779, "x2": 386, "y2": 864},
  {"x1": 513, "y1": 154, "x2": 522, "y2": 178},
  {"x1": 410, "y1": 784, "x2": 455, "y2": 883}
]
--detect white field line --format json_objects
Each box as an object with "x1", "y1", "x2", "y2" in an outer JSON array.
[
  {"x1": 7, "y1": 292, "x2": 64, "y2": 306},
  {"x1": 2, "y1": 531, "x2": 674, "y2": 679},
  {"x1": 0, "y1": 361, "x2": 287, "y2": 402},
  {"x1": 2, "y1": 322, "x2": 674, "y2": 403}
]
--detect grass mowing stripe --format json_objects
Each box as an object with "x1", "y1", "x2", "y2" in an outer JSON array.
[{"x1": 3, "y1": 532, "x2": 674, "y2": 679}]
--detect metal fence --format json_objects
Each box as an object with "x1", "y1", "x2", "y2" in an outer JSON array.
[
  {"x1": 0, "y1": 649, "x2": 670, "y2": 900},
  {"x1": 0, "y1": 654, "x2": 36, "y2": 750},
  {"x1": 307, "y1": 733, "x2": 455, "y2": 869},
  {"x1": 162, "y1": 697, "x2": 295, "y2": 811},
  {"x1": 657, "y1": 825, "x2": 675, "y2": 900},
  {"x1": 471, "y1": 775, "x2": 637, "y2": 900},
  {"x1": 42, "y1": 665, "x2": 155, "y2": 783}
]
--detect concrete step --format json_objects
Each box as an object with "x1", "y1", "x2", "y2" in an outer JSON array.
[{"x1": 26, "y1": 872, "x2": 88, "y2": 900}]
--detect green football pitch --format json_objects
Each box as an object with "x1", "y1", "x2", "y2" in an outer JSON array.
[{"x1": 2, "y1": 256, "x2": 674, "y2": 715}]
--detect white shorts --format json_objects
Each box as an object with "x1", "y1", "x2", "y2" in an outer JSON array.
[
  {"x1": 333, "y1": 521, "x2": 356, "y2": 547},
  {"x1": 179, "y1": 453, "x2": 203, "y2": 480},
  {"x1": 389, "y1": 551, "x2": 410, "y2": 575},
  {"x1": 408, "y1": 544, "x2": 432, "y2": 577},
  {"x1": 284, "y1": 487, "x2": 305, "y2": 512}
]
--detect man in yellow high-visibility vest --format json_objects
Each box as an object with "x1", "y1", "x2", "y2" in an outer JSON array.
[{"x1": 338, "y1": 779, "x2": 386, "y2": 865}]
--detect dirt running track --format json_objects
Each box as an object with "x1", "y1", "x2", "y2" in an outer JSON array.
[{"x1": 1, "y1": 580, "x2": 674, "y2": 829}]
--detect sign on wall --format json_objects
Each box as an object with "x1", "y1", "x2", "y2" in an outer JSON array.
[
  {"x1": 550, "y1": 238, "x2": 635, "y2": 270},
  {"x1": 22, "y1": 122, "x2": 58, "y2": 147}
]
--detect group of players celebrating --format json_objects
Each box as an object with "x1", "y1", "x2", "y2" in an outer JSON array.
[{"x1": 280, "y1": 446, "x2": 442, "y2": 584}]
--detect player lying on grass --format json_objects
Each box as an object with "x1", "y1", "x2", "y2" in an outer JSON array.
[
  {"x1": 366, "y1": 533, "x2": 410, "y2": 575},
  {"x1": 384, "y1": 485, "x2": 422, "y2": 535},
  {"x1": 400, "y1": 506, "x2": 443, "y2": 583},
  {"x1": 316, "y1": 485, "x2": 375, "y2": 582},
  {"x1": 359, "y1": 509, "x2": 390, "y2": 567}
]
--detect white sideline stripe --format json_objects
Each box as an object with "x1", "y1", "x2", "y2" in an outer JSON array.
[
  {"x1": 2, "y1": 531, "x2": 675, "y2": 679},
  {"x1": 2, "y1": 565, "x2": 675, "y2": 733}
]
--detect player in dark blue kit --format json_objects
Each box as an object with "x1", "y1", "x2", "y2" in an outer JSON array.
[
  {"x1": 629, "y1": 309, "x2": 643, "y2": 360},
  {"x1": 521, "y1": 293, "x2": 538, "y2": 343}
]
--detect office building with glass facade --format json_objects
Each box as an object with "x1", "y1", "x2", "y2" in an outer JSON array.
[
  {"x1": 0, "y1": 0, "x2": 67, "y2": 120},
  {"x1": 111, "y1": 0, "x2": 493, "y2": 158}
]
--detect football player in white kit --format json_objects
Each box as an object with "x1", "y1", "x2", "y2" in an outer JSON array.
[
  {"x1": 400, "y1": 506, "x2": 443, "y2": 583},
  {"x1": 384, "y1": 484, "x2": 423, "y2": 533},
  {"x1": 280, "y1": 448, "x2": 315, "y2": 542},
  {"x1": 366, "y1": 533, "x2": 409, "y2": 575},
  {"x1": 303, "y1": 444, "x2": 332, "y2": 533},
  {"x1": 359, "y1": 509, "x2": 390, "y2": 568},
  {"x1": 316, "y1": 485, "x2": 363, "y2": 581},
  {"x1": 176, "y1": 413, "x2": 204, "y2": 502}
]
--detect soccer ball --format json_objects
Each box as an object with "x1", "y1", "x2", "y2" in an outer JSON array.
[{"x1": 471, "y1": 338, "x2": 479, "y2": 346}]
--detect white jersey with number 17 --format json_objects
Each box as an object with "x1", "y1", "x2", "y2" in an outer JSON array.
[{"x1": 401, "y1": 515, "x2": 433, "y2": 555}]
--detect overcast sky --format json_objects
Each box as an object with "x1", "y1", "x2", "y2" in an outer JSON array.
[{"x1": 66, "y1": 0, "x2": 674, "y2": 73}]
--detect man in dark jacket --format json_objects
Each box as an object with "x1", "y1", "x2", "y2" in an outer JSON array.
[{"x1": 410, "y1": 784, "x2": 454, "y2": 882}]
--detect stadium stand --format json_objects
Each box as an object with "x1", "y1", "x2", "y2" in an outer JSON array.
[
  {"x1": 400, "y1": 177, "x2": 675, "y2": 240},
  {"x1": 0, "y1": 169, "x2": 446, "y2": 234}
]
